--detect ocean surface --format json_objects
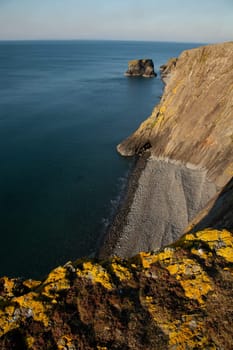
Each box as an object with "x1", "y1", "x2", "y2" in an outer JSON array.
[{"x1": 0, "y1": 40, "x2": 202, "y2": 278}]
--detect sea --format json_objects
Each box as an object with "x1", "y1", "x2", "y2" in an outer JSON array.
[{"x1": 0, "y1": 40, "x2": 202, "y2": 278}]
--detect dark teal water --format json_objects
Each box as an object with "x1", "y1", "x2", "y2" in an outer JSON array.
[{"x1": 0, "y1": 40, "x2": 201, "y2": 278}]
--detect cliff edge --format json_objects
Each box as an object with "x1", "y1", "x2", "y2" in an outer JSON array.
[{"x1": 0, "y1": 227, "x2": 233, "y2": 349}]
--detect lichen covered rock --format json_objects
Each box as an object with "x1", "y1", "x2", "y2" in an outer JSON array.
[
  {"x1": 125, "y1": 59, "x2": 157, "y2": 78},
  {"x1": 0, "y1": 229, "x2": 233, "y2": 349}
]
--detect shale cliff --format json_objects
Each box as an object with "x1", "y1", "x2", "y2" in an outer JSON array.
[
  {"x1": 102, "y1": 42, "x2": 233, "y2": 258},
  {"x1": 0, "y1": 43, "x2": 232, "y2": 349}
]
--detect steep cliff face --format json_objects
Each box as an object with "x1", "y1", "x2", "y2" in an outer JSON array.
[{"x1": 118, "y1": 42, "x2": 233, "y2": 188}]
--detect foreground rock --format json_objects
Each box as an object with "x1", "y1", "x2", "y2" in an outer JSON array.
[
  {"x1": 125, "y1": 59, "x2": 157, "y2": 77},
  {"x1": 0, "y1": 228, "x2": 233, "y2": 349}
]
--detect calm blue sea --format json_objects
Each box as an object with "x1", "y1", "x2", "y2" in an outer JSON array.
[{"x1": 0, "y1": 40, "x2": 201, "y2": 278}]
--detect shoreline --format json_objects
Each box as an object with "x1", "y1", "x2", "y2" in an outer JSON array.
[{"x1": 97, "y1": 152, "x2": 150, "y2": 259}]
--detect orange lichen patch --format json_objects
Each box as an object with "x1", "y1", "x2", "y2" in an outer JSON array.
[
  {"x1": 110, "y1": 259, "x2": 132, "y2": 281},
  {"x1": 14, "y1": 292, "x2": 50, "y2": 327},
  {"x1": 26, "y1": 336, "x2": 35, "y2": 348},
  {"x1": 141, "y1": 295, "x2": 212, "y2": 349},
  {"x1": 77, "y1": 262, "x2": 113, "y2": 290},
  {"x1": 183, "y1": 229, "x2": 233, "y2": 255},
  {"x1": 191, "y1": 247, "x2": 211, "y2": 260},
  {"x1": 168, "y1": 316, "x2": 212, "y2": 350},
  {"x1": 57, "y1": 335, "x2": 74, "y2": 350},
  {"x1": 23, "y1": 279, "x2": 41, "y2": 290},
  {"x1": 0, "y1": 305, "x2": 19, "y2": 335},
  {"x1": 191, "y1": 230, "x2": 233, "y2": 264},
  {"x1": 41, "y1": 266, "x2": 70, "y2": 299},
  {"x1": 136, "y1": 248, "x2": 174, "y2": 269},
  {"x1": 0, "y1": 277, "x2": 15, "y2": 298},
  {"x1": 167, "y1": 259, "x2": 213, "y2": 304},
  {"x1": 217, "y1": 246, "x2": 233, "y2": 263},
  {"x1": 97, "y1": 347, "x2": 108, "y2": 350}
]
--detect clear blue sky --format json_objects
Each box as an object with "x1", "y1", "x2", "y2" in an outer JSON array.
[{"x1": 0, "y1": 0, "x2": 232, "y2": 42}]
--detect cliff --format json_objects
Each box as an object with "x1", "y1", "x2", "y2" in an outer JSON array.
[
  {"x1": 118, "y1": 42, "x2": 233, "y2": 188},
  {"x1": 101, "y1": 42, "x2": 233, "y2": 258},
  {"x1": 0, "y1": 43, "x2": 233, "y2": 349}
]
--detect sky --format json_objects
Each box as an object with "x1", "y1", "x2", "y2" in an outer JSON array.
[{"x1": 0, "y1": 0, "x2": 232, "y2": 43}]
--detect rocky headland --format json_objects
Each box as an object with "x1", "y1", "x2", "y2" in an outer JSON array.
[
  {"x1": 111, "y1": 41, "x2": 233, "y2": 257},
  {"x1": 125, "y1": 59, "x2": 156, "y2": 78},
  {"x1": 0, "y1": 42, "x2": 232, "y2": 349}
]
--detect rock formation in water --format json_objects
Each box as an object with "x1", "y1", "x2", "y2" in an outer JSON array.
[
  {"x1": 0, "y1": 42, "x2": 233, "y2": 349},
  {"x1": 125, "y1": 59, "x2": 157, "y2": 78}
]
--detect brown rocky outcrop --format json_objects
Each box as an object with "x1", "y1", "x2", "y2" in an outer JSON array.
[
  {"x1": 160, "y1": 57, "x2": 178, "y2": 84},
  {"x1": 125, "y1": 59, "x2": 157, "y2": 78},
  {"x1": 0, "y1": 227, "x2": 233, "y2": 349}
]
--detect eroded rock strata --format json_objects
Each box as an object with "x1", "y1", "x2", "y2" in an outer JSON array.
[{"x1": 111, "y1": 42, "x2": 233, "y2": 257}]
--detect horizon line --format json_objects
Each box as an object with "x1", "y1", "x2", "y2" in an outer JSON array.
[{"x1": 0, "y1": 38, "x2": 210, "y2": 45}]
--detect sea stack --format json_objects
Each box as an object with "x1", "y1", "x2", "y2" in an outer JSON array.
[{"x1": 125, "y1": 58, "x2": 157, "y2": 77}]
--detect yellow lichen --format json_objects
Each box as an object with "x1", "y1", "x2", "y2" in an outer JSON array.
[
  {"x1": 184, "y1": 230, "x2": 233, "y2": 260},
  {"x1": 42, "y1": 266, "x2": 70, "y2": 299},
  {"x1": 0, "y1": 277, "x2": 15, "y2": 298},
  {"x1": 26, "y1": 336, "x2": 35, "y2": 348},
  {"x1": 191, "y1": 247, "x2": 210, "y2": 260},
  {"x1": 111, "y1": 260, "x2": 132, "y2": 281},
  {"x1": 141, "y1": 295, "x2": 212, "y2": 349},
  {"x1": 15, "y1": 292, "x2": 50, "y2": 327},
  {"x1": 167, "y1": 259, "x2": 213, "y2": 304},
  {"x1": 0, "y1": 306, "x2": 18, "y2": 335},
  {"x1": 77, "y1": 262, "x2": 113, "y2": 290},
  {"x1": 57, "y1": 335, "x2": 74, "y2": 350},
  {"x1": 217, "y1": 246, "x2": 233, "y2": 262},
  {"x1": 23, "y1": 279, "x2": 41, "y2": 290},
  {"x1": 137, "y1": 248, "x2": 174, "y2": 269}
]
